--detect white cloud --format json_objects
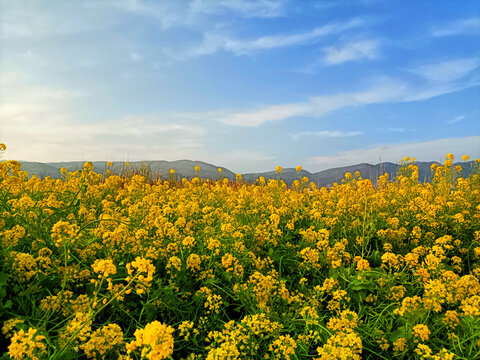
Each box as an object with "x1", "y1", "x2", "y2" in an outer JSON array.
[
  {"x1": 103, "y1": 0, "x2": 192, "y2": 29},
  {"x1": 0, "y1": 0, "x2": 118, "y2": 39},
  {"x1": 293, "y1": 130, "x2": 363, "y2": 140},
  {"x1": 190, "y1": 0, "x2": 285, "y2": 18},
  {"x1": 0, "y1": 79, "x2": 277, "y2": 172},
  {"x1": 219, "y1": 57, "x2": 480, "y2": 127},
  {"x1": 93, "y1": 0, "x2": 286, "y2": 30},
  {"x1": 218, "y1": 78, "x2": 408, "y2": 126},
  {"x1": 187, "y1": 18, "x2": 368, "y2": 57},
  {"x1": 1, "y1": 112, "x2": 207, "y2": 162},
  {"x1": 0, "y1": 0, "x2": 282, "y2": 40},
  {"x1": 0, "y1": 74, "x2": 208, "y2": 162},
  {"x1": 130, "y1": 52, "x2": 143, "y2": 62},
  {"x1": 203, "y1": 149, "x2": 276, "y2": 173},
  {"x1": 447, "y1": 115, "x2": 465, "y2": 124},
  {"x1": 306, "y1": 136, "x2": 480, "y2": 171},
  {"x1": 314, "y1": 0, "x2": 382, "y2": 9},
  {"x1": 431, "y1": 17, "x2": 480, "y2": 37},
  {"x1": 411, "y1": 58, "x2": 480, "y2": 83},
  {"x1": 0, "y1": 73, "x2": 279, "y2": 173},
  {"x1": 322, "y1": 39, "x2": 380, "y2": 65}
]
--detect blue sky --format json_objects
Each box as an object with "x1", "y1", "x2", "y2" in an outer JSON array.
[{"x1": 0, "y1": 0, "x2": 479, "y2": 172}]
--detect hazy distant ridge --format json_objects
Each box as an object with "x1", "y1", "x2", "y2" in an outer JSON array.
[{"x1": 16, "y1": 159, "x2": 476, "y2": 187}]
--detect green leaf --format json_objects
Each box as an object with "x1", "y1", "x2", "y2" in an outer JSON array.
[
  {"x1": 0, "y1": 273, "x2": 8, "y2": 286},
  {"x1": 143, "y1": 303, "x2": 157, "y2": 323},
  {"x1": 2, "y1": 300, "x2": 12, "y2": 309},
  {"x1": 57, "y1": 351, "x2": 77, "y2": 360}
]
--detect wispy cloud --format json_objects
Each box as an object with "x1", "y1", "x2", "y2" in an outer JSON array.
[
  {"x1": 129, "y1": 52, "x2": 143, "y2": 62},
  {"x1": 0, "y1": 1, "x2": 118, "y2": 39},
  {"x1": 322, "y1": 38, "x2": 381, "y2": 65},
  {"x1": 447, "y1": 115, "x2": 466, "y2": 124},
  {"x1": 189, "y1": 0, "x2": 285, "y2": 18},
  {"x1": 305, "y1": 136, "x2": 480, "y2": 171},
  {"x1": 292, "y1": 130, "x2": 363, "y2": 140},
  {"x1": 184, "y1": 18, "x2": 369, "y2": 57},
  {"x1": 314, "y1": 0, "x2": 383, "y2": 9},
  {"x1": 410, "y1": 58, "x2": 480, "y2": 82},
  {"x1": 0, "y1": 74, "x2": 207, "y2": 162},
  {"x1": 2, "y1": 112, "x2": 207, "y2": 162},
  {"x1": 0, "y1": 0, "x2": 286, "y2": 39},
  {"x1": 431, "y1": 17, "x2": 480, "y2": 37},
  {"x1": 384, "y1": 128, "x2": 407, "y2": 133},
  {"x1": 217, "y1": 81, "x2": 396, "y2": 126},
  {"x1": 220, "y1": 57, "x2": 480, "y2": 127}
]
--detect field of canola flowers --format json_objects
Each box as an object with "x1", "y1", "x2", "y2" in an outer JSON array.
[{"x1": 1, "y1": 151, "x2": 480, "y2": 360}]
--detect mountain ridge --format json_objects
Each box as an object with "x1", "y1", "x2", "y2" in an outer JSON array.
[{"x1": 10, "y1": 159, "x2": 477, "y2": 187}]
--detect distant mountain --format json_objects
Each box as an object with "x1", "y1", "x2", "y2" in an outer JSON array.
[
  {"x1": 23, "y1": 160, "x2": 235, "y2": 181},
  {"x1": 12, "y1": 159, "x2": 478, "y2": 187},
  {"x1": 14, "y1": 161, "x2": 65, "y2": 179}
]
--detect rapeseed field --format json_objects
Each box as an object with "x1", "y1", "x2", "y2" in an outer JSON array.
[{"x1": 1, "y1": 148, "x2": 479, "y2": 359}]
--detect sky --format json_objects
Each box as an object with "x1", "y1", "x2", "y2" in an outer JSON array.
[{"x1": 0, "y1": 0, "x2": 479, "y2": 173}]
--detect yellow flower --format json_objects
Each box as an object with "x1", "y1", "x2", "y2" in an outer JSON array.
[
  {"x1": 126, "y1": 321, "x2": 174, "y2": 360},
  {"x1": 51, "y1": 220, "x2": 79, "y2": 247},
  {"x1": 315, "y1": 331, "x2": 362, "y2": 360},
  {"x1": 2, "y1": 319, "x2": 24, "y2": 338},
  {"x1": 393, "y1": 337, "x2": 407, "y2": 353},
  {"x1": 461, "y1": 295, "x2": 480, "y2": 316},
  {"x1": 80, "y1": 324, "x2": 124, "y2": 358},
  {"x1": 126, "y1": 257, "x2": 155, "y2": 294},
  {"x1": 194, "y1": 165, "x2": 200, "y2": 172},
  {"x1": 327, "y1": 310, "x2": 359, "y2": 332},
  {"x1": 182, "y1": 235, "x2": 196, "y2": 248},
  {"x1": 275, "y1": 165, "x2": 283, "y2": 174},
  {"x1": 170, "y1": 168, "x2": 175, "y2": 174},
  {"x1": 178, "y1": 320, "x2": 194, "y2": 340},
  {"x1": 166, "y1": 256, "x2": 182, "y2": 272},
  {"x1": 296, "y1": 165, "x2": 302, "y2": 173},
  {"x1": 412, "y1": 324, "x2": 430, "y2": 342},
  {"x1": 186, "y1": 253, "x2": 201, "y2": 272},
  {"x1": 217, "y1": 167, "x2": 222, "y2": 173},
  {"x1": 83, "y1": 161, "x2": 93, "y2": 171},
  {"x1": 0, "y1": 143, "x2": 7, "y2": 151},
  {"x1": 91, "y1": 259, "x2": 117, "y2": 278},
  {"x1": 355, "y1": 258, "x2": 370, "y2": 271},
  {"x1": 12, "y1": 253, "x2": 38, "y2": 283},
  {"x1": 269, "y1": 334, "x2": 297, "y2": 360},
  {"x1": 8, "y1": 328, "x2": 47, "y2": 360},
  {"x1": 462, "y1": 154, "x2": 469, "y2": 162}
]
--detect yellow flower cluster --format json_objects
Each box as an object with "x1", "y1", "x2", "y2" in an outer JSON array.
[
  {"x1": 126, "y1": 257, "x2": 155, "y2": 295},
  {"x1": 80, "y1": 323, "x2": 124, "y2": 359},
  {"x1": 0, "y1": 156, "x2": 479, "y2": 358},
  {"x1": 126, "y1": 321, "x2": 174, "y2": 360},
  {"x1": 412, "y1": 324, "x2": 431, "y2": 342},
  {"x1": 51, "y1": 220, "x2": 79, "y2": 247},
  {"x1": 8, "y1": 328, "x2": 46, "y2": 360},
  {"x1": 92, "y1": 259, "x2": 117, "y2": 278}
]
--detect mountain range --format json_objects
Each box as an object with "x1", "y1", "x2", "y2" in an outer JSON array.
[{"x1": 12, "y1": 159, "x2": 477, "y2": 188}]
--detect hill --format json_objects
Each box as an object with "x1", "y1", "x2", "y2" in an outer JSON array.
[{"x1": 12, "y1": 159, "x2": 477, "y2": 186}]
